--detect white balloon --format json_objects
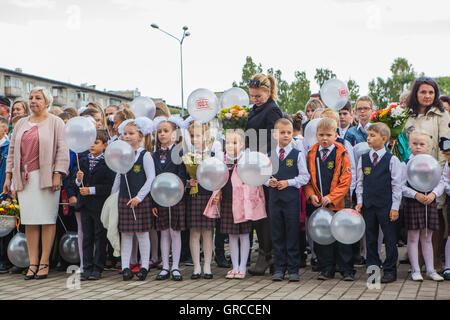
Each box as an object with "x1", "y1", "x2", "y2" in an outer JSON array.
[
  {"x1": 7, "y1": 232, "x2": 29, "y2": 268},
  {"x1": 307, "y1": 207, "x2": 336, "y2": 245},
  {"x1": 187, "y1": 88, "x2": 219, "y2": 123},
  {"x1": 303, "y1": 118, "x2": 322, "y2": 147},
  {"x1": 331, "y1": 209, "x2": 366, "y2": 245},
  {"x1": 151, "y1": 173, "x2": 185, "y2": 207},
  {"x1": 130, "y1": 96, "x2": 156, "y2": 120},
  {"x1": 220, "y1": 87, "x2": 249, "y2": 109},
  {"x1": 237, "y1": 151, "x2": 272, "y2": 186},
  {"x1": 104, "y1": 140, "x2": 135, "y2": 174},
  {"x1": 59, "y1": 232, "x2": 80, "y2": 264},
  {"x1": 64, "y1": 116, "x2": 97, "y2": 153},
  {"x1": 320, "y1": 79, "x2": 349, "y2": 111},
  {"x1": 406, "y1": 154, "x2": 441, "y2": 193},
  {"x1": 197, "y1": 157, "x2": 229, "y2": 191},
  {"x1": 353, "y1": 142, "x2": 371, "y2": 159}
]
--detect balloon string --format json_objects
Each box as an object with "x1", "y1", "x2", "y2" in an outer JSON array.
[
  {"x1": 124, "y1": 174, "x2": 137, "y2": 221},
  {"x1": 425, "y1": 192, "x2": 428, "y2": 238},
  {"x1": 169, "y1": 207, "x2": 171, "y2": 230},
  {"x1": 58, "y1": 214, "x2": 68, "y2": 233},
  {"x1": 76, "y1": 153, "x2": 84, "y2": 188},
  {"x1": 316, "y1": 157, "x2": 324, "y2": 207}
]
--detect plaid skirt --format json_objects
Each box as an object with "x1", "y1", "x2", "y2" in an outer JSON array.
[
  {"x1": 219, "y1": 197, "x2": 253, "y2": 235},
  {"x1": 153, "y1": 201, "x2": 186, "y2": 231},
  {"x1": 186, "y1": 194, "x2": 216, "y2": 229},
  {"x1": 118, "y1": 196, "x2": 153, "y2": 233},
  {"x1": 403, "y1": 198, "x2": 439, "y2": 231}
]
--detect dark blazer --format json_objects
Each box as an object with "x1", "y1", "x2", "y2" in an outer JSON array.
[
  {"x1": 152, "y1": 145, "x2": 187, "y2": 186},
  {"x1": 245, "y1": 98, "x2": 282, "y2": 154},
  {"x1": 75, "y1": 154, "x2": 116, "y2": 213}
]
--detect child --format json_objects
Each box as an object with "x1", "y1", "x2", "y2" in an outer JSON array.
[
  {"x1": 184, "y1": 120, "x2": 221, "y2": 279},
  {"x1": 111, "y1": 117, "x2": 155, "y2": 281},
  {"x1": 304, "y1": 118, "x2": 353, "y2": 281},
  {"x1": 81, "y1": 108, "x2": 104, "y2": 130},
  {"x1": 75, "y1": 130, "x2": 116, "y2": 280},
  {"x1": 213, "y1": 131, "x2": 260, "y2": 279},
  {"x1": 152, "y1": 116, "x2": 187, "y2": 281},
  {"x1": 113, "y1": 108, "x2": 135, "y2": 138},
  {"x1": 441, "y1": 137, "x2": 450, "y2": 280},
  {"x1": 338, "y1": 101, "x2": 354, "y2": 141},
  {"x1": 303, "y1": 98, "x2": 324, "y2": 132},
  {"x1": 267, "y1": 118, "x2": 310, "y2": 281},
  {"x1": 402, "y1": 131, "x2": 444, "y2": 281},
  {"x1": 345, "y1": 96, "x2": 374, "y2": 146},
  {"x1": 355, "y1": 122, "x2": 403, "y2": 283},
  {"x1": 0, "y1": 117, "x2": 11, "y2": 273}
]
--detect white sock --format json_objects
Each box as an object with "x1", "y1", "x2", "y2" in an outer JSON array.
[
  {"x1": 135, "y1": 232, "x2": 150, "y2": 270},
  {"x1": 121, "y1": 232, "x2": 134, "y2": 269},
  {"x1": 190, "y1": 229, "x2": 201, "y2": 274},
  {"x1": 149, "y1": 229, "x2": 159, "y2": 263},
  {"x1": 130, "y1": 234, "x2": 138, "y2": 265},
  {"x1": 228, "y1": 234, "x2": 240, "y2": 271},
  {"x1": 202, "y1": 229, "x2": 213, "y2": 274},
  {"x1": 160, "y1": 230, "x2": 170, "y2": 275},
  {"x1": 238, "y1": 233, "x2": 250, "y2": 273},
  {"x1": 170, "y1": 228, "x2": 182, "y2": 274}
]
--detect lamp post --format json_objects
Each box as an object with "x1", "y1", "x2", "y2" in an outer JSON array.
[{"x1": 151, "y1": 23, "x2": 190, "y2": 116}]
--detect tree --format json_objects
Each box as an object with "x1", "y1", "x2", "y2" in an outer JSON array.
[
  {"x1": 347, "y1": 79, "x2": 360, "y2": 103},
  {"x1": 436, "y1": 77, "x2": 450, "y2": 95},
  {"x1": 286, "y1": 71, "x2": 311, "y2": 113},
  {"x1": 232, "y1": 56, "x2": 263, "y2": 95},
  {"x1": 314, "y1": 68, "x2": 336, "y2": 88}
]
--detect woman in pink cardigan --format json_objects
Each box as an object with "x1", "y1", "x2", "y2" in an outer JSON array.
[{"x1": 3, "y1": 87, "x2": 69, "y2": 280}]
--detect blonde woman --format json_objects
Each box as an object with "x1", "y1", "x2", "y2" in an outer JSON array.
[{"x1": 86, "y1": 102, "x2": 107, "y2": 130}]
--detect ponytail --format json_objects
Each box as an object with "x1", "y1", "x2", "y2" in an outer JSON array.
[{"x1": 267, "y1": 74, "x2": 278, "y2": 101}]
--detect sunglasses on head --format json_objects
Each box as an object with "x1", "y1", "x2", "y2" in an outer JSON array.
[
  {"x1": 247, "y1": 79, "x2": 269, "y2": 88},
  {"x1": 417, "y1": 76, "x2": 434, "y2": 82}
]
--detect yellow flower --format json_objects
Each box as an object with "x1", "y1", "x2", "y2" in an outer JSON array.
[
  {"x1": 0, "y1": 208, "x2": 4, "y2": 212},
  {"x1": 14, "y1": 205, "x2": 19, "y2": 209},
  {"x1": 380, "y1": 108, "x2": 389, "y2": 117}
]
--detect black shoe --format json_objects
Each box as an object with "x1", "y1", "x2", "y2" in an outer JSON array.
[
  {"x1": 443, "y1": 269, "x2": 450, "y2": 281},
  {"x1": 156, "y1": 269, "x2": 170, "y2": 280},
  {"x1": 24, "y1": 264, "x2": 39, "y2": 280},
  {"x1": 399, "y1": 258, "x2": 410, "y2": 265},
  {"x1": 342, "y1": 272, "x2": 355, "y2": 281},
  {"x1": 9, "y1": 266, "x2": 26, "y2": 274},
  {"x1": 171, "y1": 269, "x2": 183, "y2": 281},
  {"x1": 289, "y1": 273, "x2": 300, "y2": 282},
  {"x1": 215, "y1": 254, "x2": 231, "y2": 268},
  {"x1": 381, "y1": 273, "x2": 396, "y2": 283},
  {"x1": 80, "y1": 271, "x2": 91, "y2": 281},
  {"x1": 191, "y1": 273, "x2": 201, "y2": 280},
  {"x1": 272, "y1": 272, "x2": 285, "y2": 281},
  {"x1": 122, "y1": 268, "x2": 133, "y2": 281},
  {"x1": 136, "y1": 268, "x2": 148, "y2": 281},
  {"x1": 203, "y1": 273, "x2": 213, "y2": 279},
  {"x1": 317, "y1": 271, "x2": 334, "y2": 280},
  {"x1": 89, "y1": 271, "x2": 101, "y2": 280},
  {"x1": 0, "y1": 263, "x2": 12, "y2": 274},
  {"x1": 35, "y1": 264, "x2": 49, "y2": 280},
  {"x1": 299, "y1": 260, "x2": 307, "y2": 268}
]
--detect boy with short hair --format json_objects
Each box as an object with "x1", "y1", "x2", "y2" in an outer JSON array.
[
  {"x1": 338, "y1": 101, "x2": 354, "y2": 140},
  {"x1": 346, "y1": 96, "x2": 375, "y2": 146},
  {"x1": 355, "y1": 122, "x2": 403, "y2": 283},
  {"x1": 304, "y1": 118, "x2": 354, "y2": 280},
  {"x1": 0, "y1": 117, "x2": 11, "y2": 273},
  {"x1": 75, "y1": 130, "x2": 116, "y2": 280},
  {"x1": 266, "y1": 118, "x2": 310, "y2": 282}
]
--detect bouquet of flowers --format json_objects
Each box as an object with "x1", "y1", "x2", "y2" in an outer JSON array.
[
  {"x1": 218, "y1": 105, "x2": 249, "y2": 131},
  {"x1": 370, "y1": 103, "x2": 409, "y2": 160},
  {"x1": 0, "y1": 199, "x2": 20, "y2": 233},
  {"x1": 182, "y1": 152, "x2": 204, "y2": 196},
  {"x1": 0, "y1": 199, "x2": 20, "y2": 217}
]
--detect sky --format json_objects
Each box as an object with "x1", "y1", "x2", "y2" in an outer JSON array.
[{"x1": 1, "y1": 0, "x2": 449, "y2": 107}]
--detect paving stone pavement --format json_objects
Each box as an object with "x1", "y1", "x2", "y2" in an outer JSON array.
[{"x1": 0, "y1": 246, "x2": 449, "y2": 300}]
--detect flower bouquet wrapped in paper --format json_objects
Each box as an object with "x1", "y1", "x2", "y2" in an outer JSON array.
[
  {"x1": 182, "y1": 152, "x2": 203, "y2": 196},
  {"x1": 218, "y1": 105, "x2": 249, "y2": 131}
]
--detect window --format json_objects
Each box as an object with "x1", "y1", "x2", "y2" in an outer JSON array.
[
  {"x1": 26, "y1": 83, "x2": 33, "y2": 93},
  {"x1": 52, "y1": 88, "x2": 58, "y2": 97},
  {"x1": 5, "y1": 76, "x2": 10, "y2": 87}
]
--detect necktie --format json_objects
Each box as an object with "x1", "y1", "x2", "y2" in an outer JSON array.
[
  {"x1": 159, "y1": 148, "x2": 169, "y2": 162},
  {"x1": 279, "y1": 148, "x2": 285, "y2": 161},
  {"x1": 373, "y1": 152, "x2": 378, "y2": 166},
  {"x1": 321, "y1": 148, "x2": 329, "y2": 162}
]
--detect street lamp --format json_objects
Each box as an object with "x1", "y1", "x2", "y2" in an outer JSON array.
[{"x1": 151, "y1": 23, "x2": 190, "y2": 116}]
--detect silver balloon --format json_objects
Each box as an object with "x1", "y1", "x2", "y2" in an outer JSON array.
[
  {"x1": 320, "y1": 79, "x2": 349, "y2": 111},
  {"x1": 0, "y1": 215, "x2": 17, "y2": 237},
  {"x1": 237, "y1": 151, "x2": 272, "y2": 186},
  {"x1": 151, "y1": 173, "x2": 185, "y2": 207},
  {"x1": 197, "y1": 157, "x2": 229, "y2": 191},
  {"x1": 220, "y1": 87, "x2": 249, "y2": 109},
  {"x1": 64, "y1": 116, "x2": 97, "y2": 153},
  {"x1": 353, "y1": 142, "x2": 371, "y2": 159},
  {"x1": 331, "y1": 209, "x2": 366, "y2": 245},
  {"x1": 303, "y1": 118, "x2": 322, "y2": 147},
  {"x1": 130, "y1": 96, "x2": 156, "y2": 119},
  {"x1": 406, "y1": 154, "x2": 441, "y2": 193},
  {"x1": 59, "y1": 232, "x2": 80, "y2": 264},
  {"x1": 7, "y1": 232, "x2": 29, "y2": 268},
  {"x1": 187, "y1": 88, "x2": 219, "y2": 124},
  {"x1": 104, "y1": 140, "x2": 135, "y2": 174},
  {"x1": 307, "y1": 207, "x2": 336, "y2": 245}
]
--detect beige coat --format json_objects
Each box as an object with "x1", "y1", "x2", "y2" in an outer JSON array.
[{"x1": 6, "y1": 113, "x2": 69, "y2": 191}]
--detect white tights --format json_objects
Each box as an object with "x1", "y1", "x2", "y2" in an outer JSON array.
[
  {"x1": 121, "y1": 232, "x2": 150, "y2": 270},
  {"x1": 407, "y1": 229, "x2": 434, "y2": 273},
  {"x1": 190, "y1": 228, "x2": 213, "y2": 274},
  {"x1": 228, "y1": 234, "x2": 250, "y2": 273}
]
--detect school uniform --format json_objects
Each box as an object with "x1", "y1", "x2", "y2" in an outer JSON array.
[
  {"x1": 402, "y1": 156, "x2": 444, "y2": 231},
  {"x1": 338, "y1": 124, "x2": 353, "y2": 141},
  {"x1": 444, "y1": 163, "x2": 450, "y2": 231},
  {"x1": 111, "y1": 148, "x2": 155, "y2": 233},
  {"x1": 345, "y1": 122, "x2": 369, "y2": 147},
  {"x1": 266, "y1": 143, "x2": 310, "y2": 275},
  {"x1": 219, "y1": 155, "x2": 253, "y2": 235},
  {"x1": 75, "y1": 153, "x2": 116, "y2": 274},
  {"x1": 152, "y1": 144, "x2": 187, "y2": 231},
  {"x1": 356, "y1": 148, "x2": 403, "y2": 277}
]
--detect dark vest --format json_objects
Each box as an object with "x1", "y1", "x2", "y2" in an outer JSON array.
[
  {"x1": 315, "y1": 147, "x2": 337, "y2": 196},
  {"x1": 269, "y1": 148, "x2": 300, "y2": 203},
  {"x1": 120, "y1": 150, "x2": 147, "y2": 198},
  {"x1": 362, "y1": 151, "x2": 393, "y2": 208}
]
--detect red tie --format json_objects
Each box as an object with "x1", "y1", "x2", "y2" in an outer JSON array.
[
  {"x1": 373, "y1": 153, "x2": 378, "y2": 166},
  {"x1": 279, "y1": 148, "x2": 285, "y2": 161},
  {"x1": 321, "y1": 149, "x2": 329, "y2": 162}
]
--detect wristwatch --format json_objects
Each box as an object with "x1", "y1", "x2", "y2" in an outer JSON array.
[{"x1": 53, "y1": 171, "x2": 64, "y2": 175}]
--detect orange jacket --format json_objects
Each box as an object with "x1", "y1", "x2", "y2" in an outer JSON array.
[{"x1": 303, "y1": 142, "x2": 352, "y2": 211}]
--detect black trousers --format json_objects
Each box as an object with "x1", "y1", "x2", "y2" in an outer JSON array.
[
  {"x1": 214, "y1": 219, "x2": 227, "y2": 256},
  {"x1": 0, "y1": 231, "x2": 14, "y2": 266},
  {"x1": 269, "y1": 199, "x2": 300, "y2": 274},
  {"x1": 315, "y1": 241, "x2": 353, "y2": 275},
  {"x1": 253, "y1": 186, "x2": 272, "y2": 258},
  {"x1": 81, "y1": 209, "x2": 107, "y2": 273},
  {"x1": 181, "y1": 230, "x2": 191, "y2": 260},
  {"x1": 363, "y1": 206, "x2": 398, "y2": 276}
]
